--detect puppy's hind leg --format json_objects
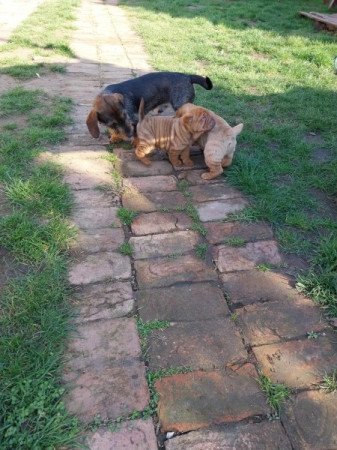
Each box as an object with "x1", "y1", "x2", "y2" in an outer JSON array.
[{"x1": 180, "y1": 146, "x2": 194, "y2": 167}]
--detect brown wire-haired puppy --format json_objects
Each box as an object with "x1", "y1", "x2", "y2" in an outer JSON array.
[
  {"x1": 176, "y1": 103, "x2": 243, "y2": 180},
  {"x1": 86, "y1": 71, "x2": 213, "y2": 142},
  {"x1": 135, "y1": 99, "x2": 215, "y2": 167}
]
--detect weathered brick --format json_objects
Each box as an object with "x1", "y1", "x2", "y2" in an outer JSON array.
[
  {"x1": 71, "y1": 228, "x2": 124, "y2": 254},
  {"x1": 253, "y1": 332, "x2": 337, "y2": 388},
  {"x1": 137, "y1": 282, "x2": 229, "y2": 322},
  {"x1": 129, "y1": 231, "x2": 200, "y2": 259},
  {"x1": 204, "y1": 221, "x2": 273, "y2": 245},
  {"x1": 189, "y1": 183, "x2": 244, "y2": 202},
  {"x1": 135, "y1": 254, "x2": 217, "y2": 288},
  {"x1": 72, "y1": 206, "x2": 121, "y2": 229},
  {"x1": 156, "y1": 364, "x2": 269, "y2": 432},
  {"x1": 178, "y1": 169, "x2": 221, "y2": 185},
  {"x1": 197, "y1": 198, "x2": 248, "y2": 222},
  {"x1": 221, "y1": 270, "x2": 297, "y2": 306},
  {"x1": 64, "y1": 360, "x2": 149, "y2": 423},
  {"x1": 124, "y1": 175, "x2": 178, "y2": 192},
  {"x1": 72, "y1": 281, "x2": 134, "y2": 323},
  {"x1": 148, "y1": 318, "x2": 247, "y2": 370},
  {"x1": 122, "y1": 160, "x2": 173, "y2": 177},
  {"x1": 131, "y1": 212, "x2": 192, "y2": 236},
  {"x1": 165, "y1": 420, "x2": 291, "y2": 449},
  {"x1": 122, "y1": 190, "x2": 187, "y2": 213},
  {"x1": 72, "y1": 189, "x2": 118, "y2": 208},
  {"x1": 86, "y1": 420, "x2": 157, "y2": 450},
  {"x1": 237, "y1": 295, "x2": 326, "y2": 346},
  {"x1": 281, "y1": 391, "x2": 337, "y2": 450},
  {"x1": 68, "y1": 252, "x2": 131, "y2": 285},
  {"x1": 214, "y1": 240, "x2": 282, "y2": 273}
]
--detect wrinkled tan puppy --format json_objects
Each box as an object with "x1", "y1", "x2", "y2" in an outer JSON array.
[
  {"x1": 176, "y1": 103, "x2": 243, "y2": 180},
  {"x1": 135, "y1": 98, "x2": 215, "y2": 167}
]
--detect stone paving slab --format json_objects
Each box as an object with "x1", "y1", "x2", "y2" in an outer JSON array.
[
  {"x1": 71, "y1": 228, "x2": 124, "y2": 254},
  {"x1": 71, "y1": 206, "x2": 121, "y2": 229},
  {"x1": 122, "y1": 160, "x2": 173, "y2": 177},
  {"x1": 72, "y1": 281, "x2": 134, "y2": 323},
  {"x1": 156, "y1": 364, "x2": 269, "y2": 432},
  {"x1": 165, "y1": 420, "x2": 292, "y2": 449},
  {"x1": 196, "y1": 198, "x2": 249, "y2": 222},
  {"x1": 178, "y1": 169, "x2": 221, "y2": 185},
  {"x1": 214, "y1": 240, "x2": 282, "y2": 273},
  {"x1": 137, "y1": 282, "x2": 230, "y2": 322},
  {"x1": 253, "y1": 331, "x2": 337, "y2": 388},
  {"x1": 148, "y1": 318, "x2": 247, "y2": 371},
  {"x1": 129, "y1": 230, "x2": 200, "y2": 259},
  {"x1": 122, "y1": 190, "x2": 187, "y2": 213},
  {"x1": 131, "y1": 211, "x2": 193, "y2": 236},
  {"x1": 135, "y1": 254, "x2": 218, "y2": 288},
  {"x1": 124, "y1": 175, "x2": 178, "y2": 192},
  {"x1": 64, "y1": 359, "x2": 149, "y2": 423},
  {"x1": 86, "y1": 419, "x2": 158, "y2": 450},
  {"x1": 204, "y1": 221, "x2": 273, "y2": 245},
  {"x1": 72, "y1": 189, "x2": 119, "y2": 208},
  {"x1": 68, "y1": 252, "x2": 131, "y2": 285},
  {"x1": 221, "y1": 270, "x2": 298, "y2": 306},
  {"x1": 190, "y1": 184, "x2": 244, "y2": 202},
  {"x1": 66, "y1": 318, "x2": 141, "y2": 370},
  {"x1": 281, "y1": 390, "x2": 337, "y2": 450},
  {"x1": 237, "y1": 295, "x2": 326, "y2": 346}
]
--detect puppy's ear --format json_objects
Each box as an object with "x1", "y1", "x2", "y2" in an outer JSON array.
[
  {"x1": 232, "y1": 123, "x2": 243, "y2": 136},
  {"x1": 181, "y1": 113, "x2": 193, "y2": 128},
  {"x1": 103, "y1": 93, "x2": 124, "y2": 108},
  {"x1": 200, "y1": 112, "x2": 215, "y2": 131},
  {"x1": 138, "y1": 98, "x2": 145, "y2": 122},
  {"x1": 86, "y1": 109, "x2": 100, "y2": 138}
]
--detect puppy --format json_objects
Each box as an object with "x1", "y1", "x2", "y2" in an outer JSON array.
[
  {"x1": 176, "y1": 103, "x2": 243, "y2": 180},
  {"x1": 135, "y1": 98, "x2": 215, "y2": 167},
  {"x1": 86, "y1": 71, "x2": 213, "y2": 141}
]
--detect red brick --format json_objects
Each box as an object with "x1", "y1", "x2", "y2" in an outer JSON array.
[
  {"x1": 122, "y1": 190, "x2": 187, "y2": 213},
  {"x1": 253, "y1": 332, "x2": 337, "y2": 388},
  {"x1": 86, "y1": 420, "x2": 157, "y2": 449},
  {"x1": 129, "y1": 231, "x2": 200, "y2": 259},
  {"x1": 204, "y1": 221, "x2": 273, "y2": 245},
  {"x1": 68, "y1": 252, "x2": 131, "y2": 285},
  {"x1": 178, "y1": 169, "x2": 222, "y2": 185},
  {"x1": 72, "y1": 206, "x2": 121, "y2": 229},
  {"x1": 281, "y1": 390, "x2": 337, "y2": 449},
  {"x1": 137, "y1": 282, "x2": 229, "y2": 322},
  {"x1": 148, "y1": 318, "x2": 247, "y2": 371},
  {"x1": 156, "y1": 364, "x2": 269, "y2": 432},
  {"x1": 124, "y1": 175, "x2": 178, "y2": 192},
  {"x1": 165, "y1": 420, "x2": 291, "y2": 449},
  {"x1": 122, "y1": 160, "x2": 173, "y2": 177},
  {"x1": 135, "y1": 254, "x2": 217, "y2": 288},
  {"x1": 214, "y1": 240, "x2": 282, "y2": 272},
  {"x1": 72, "y1": 189, "x2": 119, "y2": 208},
  {"x1": 221, "y1": 270, "x2": 296, "y2": 306},
  {"x1": 71, "y1": 228, "x2": 124, "y2": 254},
  {"x1": 197, "y1": 198, "x2": 248, "y2": 222},
  {"x1": 189, "y1": 183, "x2": 243, "y2": 202},
  {"x1": 131, "y1": 212, "x2": 192, "y2": 236}
]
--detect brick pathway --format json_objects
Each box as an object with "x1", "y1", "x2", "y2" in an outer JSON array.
[{"x1": 3, "y1": 0, "x2": 336, "y2": 448}]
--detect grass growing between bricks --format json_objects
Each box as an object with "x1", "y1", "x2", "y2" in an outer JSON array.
[
  {"x1": 0, "y1": 0, "x2": 80, "y2": 79},
  {"x1": 121, "y1": 0, "x2": 337, "y2": 315},
  {"x1": 258, "y1": 374, "x2": 290, "y2": 417},
  {"x1": 0, "y1": 88, "x2": 80, "y2": 447}
]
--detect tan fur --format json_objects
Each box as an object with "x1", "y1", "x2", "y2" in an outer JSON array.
[
  {"x1": 86, "y1": 93, "x2": 131, "y2": 142},
  {"x1": 135, "y1": 99, "x2": 215, "y2": 167},
  {"x1": 176, "y1": 103, "x2": 243, "y2": 180}
]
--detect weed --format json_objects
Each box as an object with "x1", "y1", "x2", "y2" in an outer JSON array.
[
  {"x1": 117, "y1": 207, "x2": 137, "y2": 226},
  {"x1": 136, "y1": 318, "x2": 170, "y2": 356},
  {"x1": 320, "y1": 370, "x2": 337, "y2": 393},
  {"x1": 231, "y1": 313, "x2": 238, "y2": 322},
  {"x1": 177, "y1": 179, "x2": 192, "y2": 198},
  {"x1": 191, "y1": 222, "x2": 207, "y2": 236},
  {"x1": 256, "y1": 263, "x2": 272, "y2": 272},
  {"x1": 224, "y1": 236, "x2": 246, "y2": 247},
  {"x1": 258, "y1": 374, "x2": 290, "y2": 414},
  {"x1": 195, "y1": 243, "x2": 208, "y2": 259},
  {"x1": 307, "y1": 331, "x2": 319, "y2": 339},
  {"x1": 118, "y1": 241, "x2": 133, "y2": 256}
]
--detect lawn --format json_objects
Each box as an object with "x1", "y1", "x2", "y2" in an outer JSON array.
[{"x1": 121, "y1": 0, "x2": 337, "y2": 315}]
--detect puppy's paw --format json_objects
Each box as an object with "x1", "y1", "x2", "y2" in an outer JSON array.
[
  {"x1": 140, "y1": 157, "x2": 152, "y2": 166},
  {"x1": 183, "y1": 159, "x2": 194, "y2": 167},
  {"x1": 201, "y1": 171, "x2": 217, "y2": 180}
]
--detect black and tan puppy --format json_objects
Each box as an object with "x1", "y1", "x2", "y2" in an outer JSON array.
[{"x1": 86, "y1": 71, "x2": 213, "y2": 142}]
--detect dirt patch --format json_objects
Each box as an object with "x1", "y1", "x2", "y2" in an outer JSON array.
[{"x1": 311, "y1": 147, "x2": 332, "y2": 164}]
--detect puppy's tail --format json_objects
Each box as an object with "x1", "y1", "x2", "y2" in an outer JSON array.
[
  {"x1": 189, "y1": 75, "x2": 213, "y2": 90},
  {"x1": 138, "y1": 97, "x2": 145, "y2": 122}
]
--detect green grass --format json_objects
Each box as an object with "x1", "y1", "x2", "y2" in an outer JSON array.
[
  {"x1": 320, "y1": 370, "x2": 337, "y2": 393},
  {"x1": 223, "y1": 236, "x2": 246, "y2": 247},
  {"x1": 258, "y1": 374, "x2": 290, "y2": 414},
  {"x1": 118, "y1": 241, "x2": 133, "y2": 256},
  {"x1": 120, "y1": 0, "x2": 337, "y2": 315},
  {"x1": 136, "y1": 318, "x2": 170, "y2": 356},
  {"x1": 117, "y1": 207, "x2": 138, "y2": 226},
  {"x1": 195, "y1": 242, "x2": 208, "y2": 259},
  {"x1": 0, "y1": 0, "x2": 80, "y2": 79},
  {"x1": 0, "y1": 88, "x2": 79, "y2": 447}
]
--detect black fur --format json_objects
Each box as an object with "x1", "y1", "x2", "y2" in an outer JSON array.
[{"x1": 101, "y1": 71, "x2": 213, "y2": 134}]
